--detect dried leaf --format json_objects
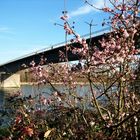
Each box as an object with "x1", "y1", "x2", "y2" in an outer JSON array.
[{"x1": 44, "y1": 129, "x2": 52, "y2": 138}]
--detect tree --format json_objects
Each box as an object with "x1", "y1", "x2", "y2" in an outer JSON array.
[{"x1": 56, "y1": 0, "x2": 140, "y2": 138}]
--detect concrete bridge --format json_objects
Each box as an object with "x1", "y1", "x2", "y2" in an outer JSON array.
[{"x1": 0, "y1": 28, "x2": 139, "y2": 88}]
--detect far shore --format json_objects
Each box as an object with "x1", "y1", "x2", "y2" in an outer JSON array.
[{"x1": 21, "y1": 82, "x2": 89, "y2": 85}]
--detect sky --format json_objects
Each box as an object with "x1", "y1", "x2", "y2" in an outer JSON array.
[{"x1": 0, "y1": 0, "x2": 110, "y2": 64}]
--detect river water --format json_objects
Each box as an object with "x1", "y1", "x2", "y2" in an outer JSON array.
[
  {"x1": 0, "y1": 84, "x2": 91, "y2": 107},
  {"x1": 0, "y1": 84, "x2": 109, "y2": 127},
  {"x1": 0, "y1": 84, "x2": 91, "y2": 126}
]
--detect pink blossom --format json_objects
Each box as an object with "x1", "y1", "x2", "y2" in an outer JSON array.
[
  {"x1": 60, "y1": 15, "x2": 68, "y2": 20},
  {"x1": 123, "y1": 30, "x2": 129, "y2": 38},
  {"x1": 30, "y1": 60, "x2": 36, "y2": 67},
  {"x1": 102, "y1": 7, "x2": 111, "y2": 12},
  {"x1": 115, "y1": 45, "x2": 121, "y2": 50},
  {"x1": 40, "y1": 96, "x2": 47, "y2": 105}
]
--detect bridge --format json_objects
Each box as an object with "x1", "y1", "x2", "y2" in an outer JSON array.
[
  {"x1": 0, "y1": 28, "x2": 139, "y2": 88},
  {"x1": 0, "y1": 28, "x2": 111, "y2": 73}
]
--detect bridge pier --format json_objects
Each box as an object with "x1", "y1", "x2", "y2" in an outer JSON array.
[{"x1": 0, "y1": 73, "x2": 20, "y2": 88}]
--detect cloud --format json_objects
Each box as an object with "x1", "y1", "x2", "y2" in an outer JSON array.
[
  {"x1": 69, "y1": 5, "x2": 93, "y2": 17},
  {"x1": 0, "y1": 26, "x2": 14, "y2": 34},
  {"x1": 0, "y1": 27, "x2": 10, "y2": 32},
  {"x1": 69, "y1": 0, "x2": 109, "y2": 18}
]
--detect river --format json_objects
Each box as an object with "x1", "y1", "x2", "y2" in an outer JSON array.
[
  {"x1": 0, "y1": 84, "x2": 91, "y2": 126},
  {"x1": 0, "y1": 84, "x2": 91, "y2": 107},
  {"x1": 0, "y1": 84, "x2": 109, "y2": 127}
]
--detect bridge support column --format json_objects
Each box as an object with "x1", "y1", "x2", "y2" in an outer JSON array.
[{"x1": 0, "y1": 73, "x2": 20, "y2": 88}]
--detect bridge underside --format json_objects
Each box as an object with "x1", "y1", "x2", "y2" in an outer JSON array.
[{"x1": 0, "y1": 33, "x2": 106, "y2": 74}]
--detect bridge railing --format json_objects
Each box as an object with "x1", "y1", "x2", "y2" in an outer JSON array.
[{"x1": 0, "y1": 27, "x2": 111, "y2": 66}]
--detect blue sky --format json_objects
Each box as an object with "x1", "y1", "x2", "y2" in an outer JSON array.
[{"x1": 0, "y1": 0, "x2": 110, "y2": 64}]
